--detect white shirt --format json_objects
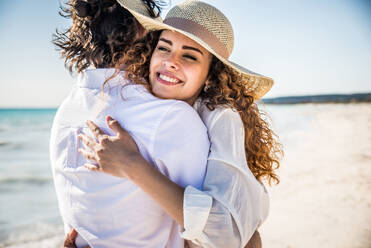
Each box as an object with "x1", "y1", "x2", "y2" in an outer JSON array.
[
  {"x1": 49, "y1": 69, "x2": 210, "y2": 248},
  {"x1": 181, "y1": 101, "x2": 270, "y2": 248}
]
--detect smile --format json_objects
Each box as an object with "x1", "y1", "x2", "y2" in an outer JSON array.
[{"x1": 157, "y1": 73, "x2": 181, "y2": 85}]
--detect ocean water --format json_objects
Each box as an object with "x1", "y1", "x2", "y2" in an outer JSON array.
[
  {"x1": 0, "y1": 109, "x2": 63, "y2": 247},
  {"x1": 0, "y1": 104, "x2": 356, "y2": 247}
]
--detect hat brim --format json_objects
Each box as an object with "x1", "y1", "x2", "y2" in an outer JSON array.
[
  {"x1": 178, "y1": 30, "x2": 274, "y2": 100},
  {"x1": 116, "y1": 0, "x2": 164, "y2": 29},
  {"x1": 117, "y1": 1, "x2": 273, "y2": 100}
]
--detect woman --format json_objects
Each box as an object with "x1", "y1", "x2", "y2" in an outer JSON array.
[{"x1": 76, "y1": 1, "x2": 282, "y2": 247}]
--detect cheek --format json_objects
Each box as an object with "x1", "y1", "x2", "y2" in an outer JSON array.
[
  {"x1": 188, "y1": 68, "x2": 207, "y2": 89},
  {"x1": 150, "y1": 52, "x2": 163, "y2": 69},
  {"x1": 149, "y1": 57, "x2": 157, "y2": 84}
]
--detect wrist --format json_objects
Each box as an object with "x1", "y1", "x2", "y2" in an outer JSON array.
[{"x1": 124, "y1": 154, "x2": 150, "y2": 181}]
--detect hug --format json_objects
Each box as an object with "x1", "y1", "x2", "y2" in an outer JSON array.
[{"x1": 51, "y1": 0, "x2": 282, "y2": 247}]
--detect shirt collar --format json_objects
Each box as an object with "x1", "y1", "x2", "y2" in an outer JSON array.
[
  {"x1": 77, "y1": 68, "x2": 127, "y2": 89},
  {"x1": 77, "y1": 68, "x2": 155, "y2": 100}
]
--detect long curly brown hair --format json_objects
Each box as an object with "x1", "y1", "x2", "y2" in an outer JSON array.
[
  {"x1": 117, "y1": 31, "x2": 283, "y2": 185},
  {"x1": 52, "y1": 0, "x2": 164, "y2": 73}
]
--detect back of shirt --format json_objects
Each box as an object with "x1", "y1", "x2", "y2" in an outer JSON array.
[{"x1": 50, "y1": 69, "x2": 210, "y2": 248}]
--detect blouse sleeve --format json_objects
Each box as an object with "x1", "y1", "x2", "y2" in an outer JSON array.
[{"x1": 181, "y1": 108, "x2": 269, "y2": 248}]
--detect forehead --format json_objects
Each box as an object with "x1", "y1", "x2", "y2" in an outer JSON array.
[{"x1": 159, "y1": 30, "x2": 209, "y2": 54}]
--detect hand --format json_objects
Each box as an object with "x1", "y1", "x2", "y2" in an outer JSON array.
[
  {"x1": 63, "y1": 229, "x2": 90, "y2": 248},
  {"x1": 63, "y1": 229, "x2": 77, "y2": 248},
  {"x1": 78, "y1": 116, "x2": 143, "y2": 178},
  {"x1": 245, "y1": 231, "x2": 262, "y2": 248}
]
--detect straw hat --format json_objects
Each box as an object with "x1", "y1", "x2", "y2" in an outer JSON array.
[
  {"x1": 116, "y1": 0, "x2": 273, "y2": 100},
  {"x1": 115, "y1": 0, "x2": 163, "y2": 25}
]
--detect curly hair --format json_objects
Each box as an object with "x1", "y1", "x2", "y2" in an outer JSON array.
[
  {"x1": 119, "y1": 31, "x2": 283, "y2": 185},
  {"x1": 203, "y1": 57, "x2": 283, "y2": 185},
  {"x1": 52, "y1": 0, "x2": 164, "y2": 73}
]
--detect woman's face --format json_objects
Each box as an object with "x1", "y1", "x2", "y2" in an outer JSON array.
[{"x1": 149, "y1": 30, "x2": 213, "y2": 105}]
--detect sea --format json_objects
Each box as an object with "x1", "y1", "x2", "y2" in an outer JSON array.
[
  {"x1": 0, "y1": 103, "x2": 366, "y2": 247},
  {"x1": 0, "y1": 109, "x2": 63, "y2": 248}
]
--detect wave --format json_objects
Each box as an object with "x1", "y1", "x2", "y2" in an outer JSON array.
[
  {"x1": 0, "y1": 126, "x2": 12, "y2": 132},
  {"x1": 0, "y1": 126, "x2": 51, "y2": 133},
  {"x1": 0, "y1": 176, "x2": 52, "y2": 186},
  {"x1": 0, "y1": 222, "x2": 63, "y2": 248},
  {"x1": 0, "y1": 140, "x2": 24, "y2": 150},
  {"x1": 0, "y1": 141, "x2": 11, "y2": 147}
]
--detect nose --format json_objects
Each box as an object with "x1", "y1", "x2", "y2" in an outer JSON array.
[{"x1": 162, "y1": 55, "x2": 179, "y2": 71}]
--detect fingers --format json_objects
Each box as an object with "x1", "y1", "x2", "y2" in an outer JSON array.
[
  {"x1": 78, "y1": 134, "x2": 98, "y2": 150},
  {"x1": 245, "y1": 230, "x2": 262, "y2": 248},
  {"x1": 86, "y1": 120, "x2": 107, "y2": 142},
  {"x1": 84, "y1": 163, "x2": 100, "y2": 171},
  {"x1": 63, "y1": 228, "x2": 78, "y2": 248},
  {"x1": 69, "y1": 229, "x2": 78, "y2": 240},
  {"x1": 78, "y1": 148, "x2": 97, "y2": 162},
  {"x1": 106, "y1": 116, "x2": 126, "y2": 136}
]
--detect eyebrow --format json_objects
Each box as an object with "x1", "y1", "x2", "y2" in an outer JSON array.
[
  {"x1": 159, "y1": 38, "x2": 204, "y2": 55},
  {"x1": 183, "y1": 46, "x2": 203, "y2": 55}
]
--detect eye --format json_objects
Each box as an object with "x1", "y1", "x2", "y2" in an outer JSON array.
[
  {"x1": 157, "y1": 46, "x2": 170, "y2": 52},
  {"x1": 183, "y1": 54, "x2": 197, "y2": 61}
]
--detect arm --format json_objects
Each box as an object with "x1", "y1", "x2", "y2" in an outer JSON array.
[
  {"x1": 79, "y1": 100, "x2": 210, "y2": 228},
  {"x1": 181, "y1": 108, "x2": 269, "y2": 247},
  {"x1": 79, "y1": 109, "x2": 267, "y2": 247},
  {"x1": 79, "y1": 117, "x2": 186, "y2": 226},
  {"x1": 125, "y1": 156, "x2": 186, "y2": 227}
]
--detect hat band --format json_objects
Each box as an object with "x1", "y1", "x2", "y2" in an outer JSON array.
[{"x1": 163, "y1": 17, "x2": 229, "y2": 59}]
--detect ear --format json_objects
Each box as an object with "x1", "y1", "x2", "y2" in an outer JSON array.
[{"x1": 203, "y1": 80, "x2": 211, "y2": 92}]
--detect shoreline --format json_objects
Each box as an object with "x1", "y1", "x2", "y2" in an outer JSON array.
[
  {"x1": 1, "y1": 93, "x2": 371, "y2": 109},
  {"x1": 261, "y1": 92, "x2": 371, "y2": 104}
]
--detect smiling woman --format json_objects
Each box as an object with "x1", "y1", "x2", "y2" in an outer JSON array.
[
  {"x1": 149, "y1": 30, "x2": 213, "y2": 105},
  {"x1": 76, "y1": 1, "x2": 282, "y2": 247}
]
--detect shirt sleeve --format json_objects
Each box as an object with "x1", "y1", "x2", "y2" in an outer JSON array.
[
  {"x1": 181, "y1": 108, "x2": 270, "y2": 248},
  {"x1": 152, "y1": 101, "x2": 210, "y2": 189}
]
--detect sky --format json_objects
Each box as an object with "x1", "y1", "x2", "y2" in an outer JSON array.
[{"x1": 0, "y1": 0, "x2": 370, "y2": 107}]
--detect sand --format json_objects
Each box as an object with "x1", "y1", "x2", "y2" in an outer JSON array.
[{"x1": 260, "y1": 103, "x2": 371, "y2": 248}]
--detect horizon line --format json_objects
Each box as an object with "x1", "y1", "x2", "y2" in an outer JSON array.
[{"x1": 1, "y1": 92, "x2": 370, "y2": 109}]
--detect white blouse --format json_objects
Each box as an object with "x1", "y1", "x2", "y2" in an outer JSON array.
[{"x1": 181, "y1": 101, "x2": 270, "y2": 248}]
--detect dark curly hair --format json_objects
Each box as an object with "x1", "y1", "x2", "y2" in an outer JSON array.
[
  {"x1": 118, "y1": 31, "x2": 283, "y2": 185},
  {"x1": 53, "y1": 0, "x2": 165, "y2": 73}
]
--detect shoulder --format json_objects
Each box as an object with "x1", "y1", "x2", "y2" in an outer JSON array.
[
  {"x1": 152, "y1": 100, "x2": 210, "y2": 188},
  {"x1": 159, "y1": 100, "x2": 208, "y2": 134},
  {"x1": 171, "y1": 100, "x2": 203, "y2": 118},
  {"x1": 150, "y1": 99, "x2": 209, "y2": 153},
  {"x1": 196, "y1": 103, "x2": 243, "y2": 131}
]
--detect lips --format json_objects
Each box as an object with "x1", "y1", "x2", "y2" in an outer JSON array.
[{"x1": 156, "y1": 72, "x2": 182, "y2": 86}]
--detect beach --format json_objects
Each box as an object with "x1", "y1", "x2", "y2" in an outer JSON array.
[
  {"x1": 0, "y1": 103, "x2": 370, "y2": 247},
  {"x1": 260, "y1": 103, "x2": 371, "y2": 248}
]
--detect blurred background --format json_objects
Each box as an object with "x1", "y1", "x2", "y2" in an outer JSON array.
[{"x1": 0, "y1": 0, "x2": 370, "y2": 247}]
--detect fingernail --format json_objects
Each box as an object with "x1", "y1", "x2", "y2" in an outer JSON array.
[{"x1": 107, "y1": 116, "x2": 115, "y2": 124}]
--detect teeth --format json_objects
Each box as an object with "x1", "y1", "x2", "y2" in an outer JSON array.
[{"x1": 159, "y1": 74, "x2": 179, "y2": 83}]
